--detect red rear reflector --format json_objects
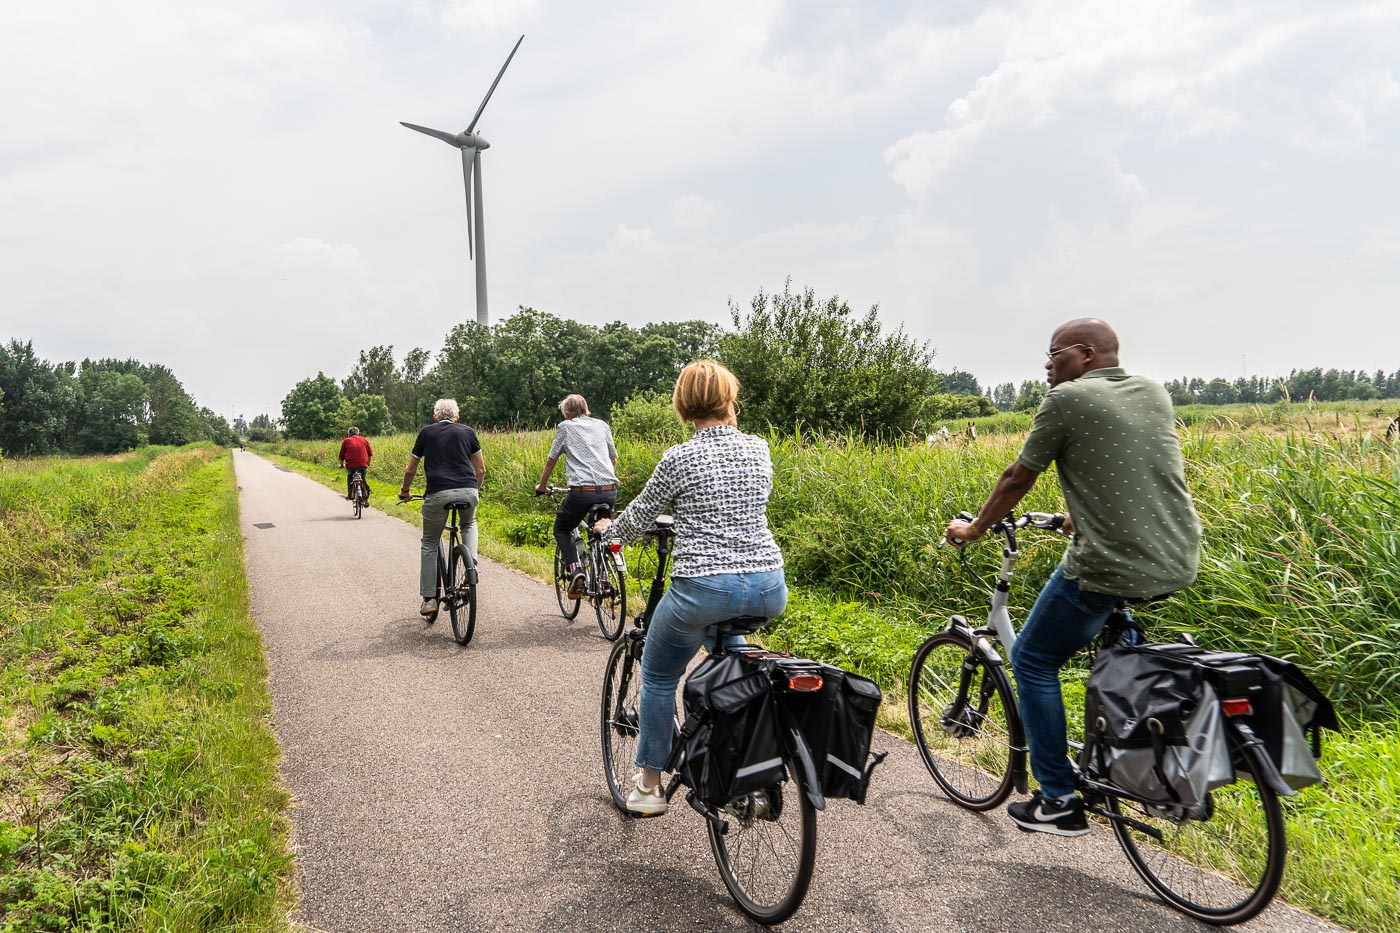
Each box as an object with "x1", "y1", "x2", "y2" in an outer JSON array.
[
  {"x1": 608, "y1": 542, "x2": 622, "y2": 552},
  {"x1": 787, "y1": 674, "x2": 824, "y2": 692},
  {"x1": 1222, "y1": 697, "x2": 1253, "y2": 717}
]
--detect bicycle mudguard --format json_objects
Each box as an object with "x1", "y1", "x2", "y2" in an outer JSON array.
[
  {"x1": 779, "y1": 706, "x2": 826, "y2": 812},
  {"x1": 1230, "y1": 721, "x2": 1297, "y2": 797}
]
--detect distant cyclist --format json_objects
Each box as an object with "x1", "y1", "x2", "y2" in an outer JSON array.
[
  {"x1": 398, "y1": 400, "x2": 485, "y2": 618},
  {"x1": 534, "y1": 394, "x2": 618, "y2": 599},
  {"x1": 593, "y1": 360, "x2": 787, "y2": 816},
  {"x1": 338, "y1": 427, "x2": 372, "y2": 500},
  {"x1": 944, "y1": 318, "x2": 1200, "y2": 836}
]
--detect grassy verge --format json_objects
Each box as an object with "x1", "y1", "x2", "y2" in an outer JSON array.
[{"x1": 0, "y1": 446, "x2": 293, "y2": 931}]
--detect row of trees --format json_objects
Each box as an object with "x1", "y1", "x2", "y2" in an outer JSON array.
[
  {"x1": 1163, "y1": 369, "x2": 1400, "y2": 406},
  {"x1": 0, "y1": 340, "x2": 233, "y2": 456},
  {"x1": 279, "y1": 282, "x2": 984, "y2": 440}
]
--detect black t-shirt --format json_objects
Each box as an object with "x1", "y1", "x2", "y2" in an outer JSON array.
[{"x1": 411, "y1": 421, "x2": 482, "y2": 494}]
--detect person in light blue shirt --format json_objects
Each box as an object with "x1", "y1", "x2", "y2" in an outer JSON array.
[{"x1": 535, "y1": 394, "x2": 618, "y2": 597}]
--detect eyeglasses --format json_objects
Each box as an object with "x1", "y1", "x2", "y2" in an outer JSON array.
[{"x1": 1046, "y1": 343, "x2": 1090, "y2": 360}]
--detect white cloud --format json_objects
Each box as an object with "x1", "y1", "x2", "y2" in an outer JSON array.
[
  {"x1": 670, "y1": 194, "x2": 721, "y2": 227},
  {"x1": 276, "y1": 237, "x2": 363, "y2": 263}
]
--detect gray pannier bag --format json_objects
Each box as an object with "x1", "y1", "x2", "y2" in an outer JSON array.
[
  {"x1": 1084, "y1": 646, "x2": 1235, "y2": 810},
  {"x1": 1085, "y1": 641, "x2": 1339, "y2": 807}
]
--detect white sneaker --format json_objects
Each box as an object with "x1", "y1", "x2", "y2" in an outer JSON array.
[
  {"x1": 625, "y1": 773, "x2": 668, "y2": 816},
  {"x1": 419, "y1": 598, "x2": 438, "y2": 617}
]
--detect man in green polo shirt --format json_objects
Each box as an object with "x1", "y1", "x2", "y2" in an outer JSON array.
[{"x1": 944, "y1": 318, "x2": 1200, "y2": 836}]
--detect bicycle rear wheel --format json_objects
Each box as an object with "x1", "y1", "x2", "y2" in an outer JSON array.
[
  {"x1": 908, "y1": 630, "x2": 1019, "y2": 809},
  {"x1": 555, "y1": 544, "x2": 582, "y2": 620},
  {"x1": 1108, "y1": 731, "x2": 1286, "y2": 925},
  {"x1": 448, "y1": 544, "x2": 477, "y2": 646},
  {"x1": 594, "y1": 547, "x2": 627, "y2": 641},
  {"x1": 353, "y1": 486, "x2": 363, "y2": 519},
  {"x1": 600, "y1": 636, "x2": 642, "y2": 812},
  {"x1": 708, "y1": 759, "x2": 817, "y2": 925}
]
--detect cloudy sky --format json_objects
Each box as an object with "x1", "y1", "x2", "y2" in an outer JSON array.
[{"x1": 3, "y1": 0, "x2": 1398, "y2": 419}]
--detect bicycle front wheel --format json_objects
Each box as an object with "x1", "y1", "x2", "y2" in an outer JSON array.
[
  {"x1": 600, "y1": 636, "x2": 642, "y2": 812},
  {"x1": 908, "y1": 630, "x2": 1019, "y2": 809},
  {"x1": 448, "y1": 544, "x2": 477, "y2": 646},
  {"x1": 1108, "y1": 731, "x2": 1286, "y2": 925},
  {"x1": 708, "y1": 759, "x2": 817, "y2": 925},
  {"x1": 594, "y1": 548, "x2": 627, "y2": 641},
  {"x1": 555, "y1": 544, "x2": 582, "y2": 620}
]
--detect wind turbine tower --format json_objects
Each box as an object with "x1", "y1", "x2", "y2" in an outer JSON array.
[{"x1": 401, "y1": 35, "x2": 524, "y2": 327}]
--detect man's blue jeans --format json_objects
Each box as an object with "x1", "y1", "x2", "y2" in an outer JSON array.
[
  {"x1": 1008, "y1": 566, "x2": 1124, "y2": 800},
  {"x1": 635, "y1": 570, "x2": 789, "y2": 771}
]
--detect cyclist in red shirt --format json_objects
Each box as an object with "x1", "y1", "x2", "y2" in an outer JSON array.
[{"x1": 338, "y1": 427, "x2": 373, "y2": 500}]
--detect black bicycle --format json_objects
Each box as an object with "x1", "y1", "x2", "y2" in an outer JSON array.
[
  {"x1": 907, "y1": 512, "x2": 1286, "y2": 925},
  {"x1": 349, "y1": 469, "x2": 369, "y2": 520},
  {"x1": 598, "y1": 515, "x2": 818, "y2": 925},
  {"x1": 542, "y1": 486, "x2": 627, "y2": 640},
  {"x1": 401, "y1": 495, "x2": 478, "y2": 645}
]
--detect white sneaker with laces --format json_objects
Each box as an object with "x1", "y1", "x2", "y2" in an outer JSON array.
[
  {"x1": 625, "y1": 773, "x2": 668, "y2": 816},
  {"x1": 419, "y1": 598, "x2": 438, "y2": 617}
]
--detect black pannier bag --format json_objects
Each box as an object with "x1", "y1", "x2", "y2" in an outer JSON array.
[
  {"x1": 1085, "y1": 642, "x2": 1339, "y2": 807},
  {"x1": 785, "y1": 663, "x2": 885, "y2": 803},
  {"x1": 668, "y1": 652, "x2": 787, "y2": 808},
  {"x1": 668, "y1": 648, "x2": 887, "y2": 809}
]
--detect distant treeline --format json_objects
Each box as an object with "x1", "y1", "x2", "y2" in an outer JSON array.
[
  {"x1": 0, "y1": 340, "x2": 233, "y2": 456},
  {"x1": 275, "y1": 282, "x2": 988, "y2": 440},
  {"x1": 1162, "y1": 369, "x2": 1400, "y2": 405},
  {"x1": 980, "y1": 367, "x2": 1400, "y2": 416}
]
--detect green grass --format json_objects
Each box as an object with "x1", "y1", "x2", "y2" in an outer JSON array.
[
  {"x1": 256, "y1": 411, "x2": 1400, "y2": 932},
  {"x1": 0, "y1": 446, "x2": 293, "y2": 931}
]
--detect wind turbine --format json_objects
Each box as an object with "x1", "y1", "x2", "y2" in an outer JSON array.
[{"x1": 401, "y1": 35, "x2": 524, "y2": 327}]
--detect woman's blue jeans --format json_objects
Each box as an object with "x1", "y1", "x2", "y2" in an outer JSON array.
[
  {"x1": 635, "y1": 569, "x2": 789, "y2": 771},
  {"x1": 1008, "y1": 566, "x2": 1124, "y2": 800}
]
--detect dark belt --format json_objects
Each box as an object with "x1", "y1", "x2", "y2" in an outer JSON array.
[{"x1": 571, "y1": 484, "x2": 616, "y2": 492}]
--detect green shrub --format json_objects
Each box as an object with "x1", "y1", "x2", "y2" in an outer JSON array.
[{"x1": 610, "y1": 391, "x2": 688, "y2": 444}]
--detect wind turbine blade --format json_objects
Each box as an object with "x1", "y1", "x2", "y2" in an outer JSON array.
[
  {"x1": 400, "y1": 122, "x2": 462, "y2": 146},
  {"x1": 465, "y1": 34, "x2": 524, "y2": 134},
  {"x1": 461, "y1": 148, "x2": 475, "y2": 260}
]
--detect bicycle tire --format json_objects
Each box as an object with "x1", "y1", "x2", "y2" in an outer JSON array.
[
  {"x1": 600, "y1": 636, "x2": 641, "y2": 812},
  {"x1": 555, "y1": 543, "x2": 582, "y2": 620},
  {"x1": 707, "y1": 756, "x2": 817, "y2": 925},
  {"x1": 629, "y1": 536, "x2": 660, "y2": 611},
  {"x1": 448, "y1": 544, "x2": 477, "y2": 646},
  {"x1": 1108, "y1": 729, "x2": 1286, "y2": 925},
  {"x1": 594, "y1": 546, "x2": 627, "y2": 641},
  {"x1": 353, "y1": 486, "x2": 363, "y2": 519},
  {"x1": 908, "y1": 629, "x2": 1020, "y2": 810}
]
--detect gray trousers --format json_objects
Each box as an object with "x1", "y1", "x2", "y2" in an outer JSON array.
[{"x1": 421, "y1": 487, "x2": 479, "y2": 598}]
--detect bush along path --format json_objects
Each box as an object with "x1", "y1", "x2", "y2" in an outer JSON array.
[
  {"x1": 243, "y1": 448, "x2": 1342, "y2": 933},
  {"x1": 0, "y1": 446, "x2": 292, "y2": 931}
]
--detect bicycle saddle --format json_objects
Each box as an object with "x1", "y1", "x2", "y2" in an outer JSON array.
[
  {"x1": 653, "y1": 514, "x2": 674, "y2": 527},
  {"x1": 586, "y1": 502, "x2": 614, "y2": 521},
  {"x1": 715, "y1": 615, "x2": 768, "y2": 636}
]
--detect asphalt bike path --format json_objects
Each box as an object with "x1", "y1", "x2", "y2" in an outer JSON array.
[{"x1": 233, "y1": 450, "x2": 1339, "y2": 932}]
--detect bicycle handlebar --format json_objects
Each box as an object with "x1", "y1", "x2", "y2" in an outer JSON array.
[{"x1": 941, "y1": 510, "x2": 1069, "y2": 548}]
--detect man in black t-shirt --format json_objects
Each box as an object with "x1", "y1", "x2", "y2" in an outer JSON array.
[{"x1": 398, "y1": 398, "x2": 486, "y2": 617}]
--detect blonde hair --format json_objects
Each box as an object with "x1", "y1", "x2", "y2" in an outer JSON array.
[
  {"x1": 559, "y1": 394, "x2": 589, "y2": 418},
  {"x1": 672, "y1": 360, "x2": 739, "y2": 423}
]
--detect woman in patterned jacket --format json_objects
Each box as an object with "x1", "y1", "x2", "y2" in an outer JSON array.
[{"x1": 593, "y1": 359, "x2": 788, "y2": 816}]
